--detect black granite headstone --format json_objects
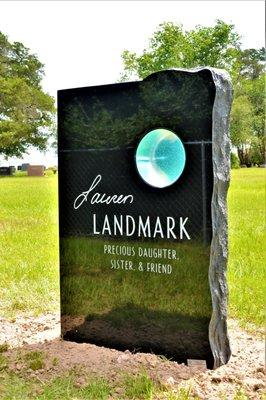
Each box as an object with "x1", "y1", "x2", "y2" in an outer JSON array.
[
  {"x1": 21, "y1": 163, "x2": 30, "y2": 172},
  {"x1": 58, "y1": 68, "x2": 232, "y2": 369},
  {"x1": 0, "y1": 166, "x2": 13, "y2": 176}
]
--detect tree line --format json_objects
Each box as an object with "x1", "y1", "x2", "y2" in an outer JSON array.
[
  {"x1": 0, "y1": 32, "x2": 55, "y2": 158},
  {"x1": 121, "y1": 20, "x2": 265, "y2": 167},
  {"x1": 0, "y1": 21, "x2": 264, "y2": 166}
]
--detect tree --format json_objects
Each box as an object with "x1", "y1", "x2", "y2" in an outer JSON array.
[
  {"x1": 230, "y1": 95, "x2": 254, "y2": 166},
  {"x1": 233, "y1": 69, "x2": 265, "y2": 165},
  {"x1": 121, "y1": 20, "x2": 241, "y2": 80},
  {"x1": 235, "y1": 48, "x2": 265, "y2": 80},
  {"x1": 0, "y1": 32, "x2": 55, "y2": 158},
  {"x1": 121, "y1": 20, "x2": 265, "y2": 166}
]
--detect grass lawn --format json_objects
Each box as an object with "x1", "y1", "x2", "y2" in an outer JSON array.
[
  {"x1": 0, "y1": 168, "x2": 264, "y2": 329},
  {"x1": 0, "y1": 168, "x2": 264, "y2": 400},
  {"x1": 228, "y1": 168, "x2": 265, "y2": 328},
  {"x1": 0, "y1": 175, "x2": 59, "y2": 317}
]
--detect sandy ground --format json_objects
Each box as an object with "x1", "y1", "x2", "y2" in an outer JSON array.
[{"x1": 0, "y1": 313, "x2": 265, "y2": 399}]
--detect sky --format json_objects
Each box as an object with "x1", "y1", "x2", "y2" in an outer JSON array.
[{"x1": 0, "y1": 0, "x2": 265, "y2": 167}]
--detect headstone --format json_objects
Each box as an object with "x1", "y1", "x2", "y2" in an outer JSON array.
[
  {"x1": 27, "y1": 165, "x2": 45, "y2": 176},
  {"x1": 21, "y1": 163, "x2": 30, "y2": 171},
  {"x1": 0, "y1": 166, "x2": 13, "y2": 176},
  {"x1": 58, "y1": 68, "x2": 232, "y2": 369}
]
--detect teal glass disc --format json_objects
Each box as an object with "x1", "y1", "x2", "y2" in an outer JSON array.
[{"x1": 135, "y1": 128, "x2": 186, "y2": 188}]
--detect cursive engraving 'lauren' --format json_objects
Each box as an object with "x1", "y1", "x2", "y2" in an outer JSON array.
[{"x1": 73, "y1": 175, "x2": 134, "y2": 210}]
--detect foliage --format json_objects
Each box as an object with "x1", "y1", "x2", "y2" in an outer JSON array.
[
  {"x1": 0, "y1": 32, "x2": 55, "y2": 158},
  {"x1": 121, "y1": 20, "x2": 265, "y2": 167},
  {"x1": 232, "y1": 73, "x2": 265, "y2": 166},
  {"x1": 230, "y1": 95, "x2": 254, "y2": 166},
  {"x1": 249, "y1": 137, "x2": 265, "y2": 166},
  {"x1": 234, "y1": 48, "x2": 265, "y2": 80},
  {"x1": 230, "y1": 153, "x2": 240, "y2": 169},
  {"x1": 47, "y1": 166, "x2": 57, "y2": 174},
  {"x1": 121, "y1": 20, "x2": 241, "y2": 80}
]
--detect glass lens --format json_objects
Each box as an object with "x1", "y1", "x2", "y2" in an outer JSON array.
[{"x1": 136, "y1": 128, "x2": 186, "y2": 188}]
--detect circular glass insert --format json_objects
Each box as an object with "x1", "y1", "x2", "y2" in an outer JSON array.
[{"x1": 135, "y1": 128, "x2": 186, "y2": 188}]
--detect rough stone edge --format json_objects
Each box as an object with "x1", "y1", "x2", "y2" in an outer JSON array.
[
  {"x1": 207, "y1": 68, "x2": 233, "y2": 368},
  {"x1": 146, "y1": 67, "x2": 233, "y2": 368}
]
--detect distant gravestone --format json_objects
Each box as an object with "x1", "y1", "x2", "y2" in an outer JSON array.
[
  {"x1": 0, "y1": 166, "x2": 14, "y2": 176},
  {"x1": 21, "y1": 163, "x2": 30, "y2": 171},
  {"x1": 27, "y1": 165, "x2": 45, "y2": 176},
  {"x1": 58, "y1": 68, "x2": 232, "y2": 369}
]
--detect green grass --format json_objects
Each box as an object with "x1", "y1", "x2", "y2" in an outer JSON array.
[
  {"x1": 228, "y1": 168, "x2": 265, "y2": 328},
  {"x1": 36, "y1": 375, "x2": 112, "y2": 400},
  {"x1": 123, "y1": 371, "x2": 157, "y2": 399},
  {"x1": 0, "y1": 175, "x2": 59, "y2": 317},
  {"x1": 1, "y1": 170, "x2": 262, "y2": 400},
  {"x1": 0, "y1": 366, "x2": 253, "y2": 400},
  {"x1": 0, "y1": 367, "x2": 113, "y2": 400},
  {"x1": 24, "y1": 351, "x2": 45, "y2": 371},
  {"x1": 0, "y1": 344, "x2": 9, "y2": 354},
  {"x1": 0, "y1": 354, "x2": 8, "y2": 372},
  {"x1": 0, "y1": 168, "x2": 264, "y2": 330}
]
